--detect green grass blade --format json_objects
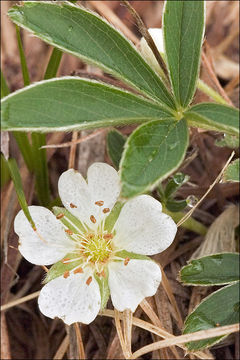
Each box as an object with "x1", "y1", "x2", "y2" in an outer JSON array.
[
  {"x1": 31, "y1": 133, "x2": 51, "y2": 207},
  {"x1": 44, "y1": 47, "x2": 63, "y2": 80},
  {"x1": 1, "y1": 70, "x2": 10, "y2": 98},
  {"x1": 16, "y1": 25, "x2": 30, "y2": 86},
  {"x1": 7, "y1": 158, "x2": 35, "y2": 228}
]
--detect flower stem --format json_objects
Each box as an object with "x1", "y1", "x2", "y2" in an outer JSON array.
[
  {"x1": 197, "y1": 79, "x2": 228, "y2": 105},
  {"x1": 164, "y1": 209, "x2": 207, "y2": 236}
]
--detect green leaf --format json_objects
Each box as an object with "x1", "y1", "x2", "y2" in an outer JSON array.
[
  {"x1": 223, "y1": 159, "x2": 239, "y2": 182},
  {"x1": 44, "y1": 47, "x2": 63, "y2": 80},
  {"x1": 180, "y1": 253, "x2": 240, "y2": 286},
  {"x1": 16, "y1": 25, "x2": 30, "y2": 86},
  {"x1": 185, "y1": 103, "x2": 239, "y2": 136},
  {"x1": 107, "y1": 130, "x2": 126, "y2": 169},
  {"x1": 1, "y1": 78, "x2": 172, "y2": 132},
  {"x1": 215, "y1": 134, "x2": 239, "y2": 149},
  {"x1": 43, "y1": 253, "x2": 83, "y2": 284},
  {"x1": 1, "y1": 154, "x2": 10, "y2": 187},
  {"x1": 120, "y1": 119, "x2": 189, "y2": 198},
  {"x1": 163, "y1": 0, "x2": 205, "y2": 108},
  {"x1": 183, "y1": 282, "x2": 240, "y2": 350},
  {"x1": 164, "y1": 172, "x2": 189, "y2": 199},
  {"x1": 8, "y1": 1, "x2": 175, "y2": 109},
  {"x1": 165, "y1": 199, "x2": 187, "y2": 212}
]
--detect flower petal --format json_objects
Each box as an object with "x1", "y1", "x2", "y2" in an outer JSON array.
[
  {"x1": 113, "y1": 195, "x2": 177, "y2": 255},
  {"x1": 108, "y1": 259, "x2": 161, "y2": 312},
  {"x1": 87, "y1": 162, "x2": 120, "y2": 211},
  {"x1": 58, "y1": 169, "x2": 94, "y2": 226},
  {"x1": 38, "y1": 268, "x2": 101, "y2": 325},
  {"x1": 14, "y1": 206, "x2": 74, "y2": 265}
]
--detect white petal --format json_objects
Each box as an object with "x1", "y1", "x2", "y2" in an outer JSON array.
[
  {"x1": 148, "y1": 28, "x2": 164, "y2": 53},
  {"x1": 113, "y1": 195, "x2": 177, "y2": 255},
  {"x1": 14, "y1": 206, "x2": 74, "y2": 266},
  {"x1": 108, "y1": 259, "x2": 161, "y2": 312},
  {"x1": 38, "y1": 268, "x2": 101, "y2": 325},
  {"x1": 58, "y1": 169, "x2": 94, "y2": 226},
  {"x1": 87, "y1": 162, "x2": 120, "y2": 211}
]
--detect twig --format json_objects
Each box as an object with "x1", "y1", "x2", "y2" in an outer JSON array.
[
  {"x1": 114, "y1": 309, "x2": 131, "y2": 359},
  {"x1": 177, "y1": 152, "x2": 235, "y2": 227},
  {"x1": 201, "y1": 51, "x2": 233, "y2": 106},
  {"x1": 53, "y1": 335, "x2": 69, "y2": 360},
  {"x1": 131, "y1": 323, "x2": 239, "y2": 359},
  {"x1": 1, "y1": 290, "x2": 40, "y2": 311},
  {"x1": 123, "y1": 309, "x2": 133, "y2": 357},
  {"x1": 41, "y1": 129, "x2": 106, "y2": 149},
  {"x1": 160, "y1": 265, "x2": 183, "y2": 329},
  {"x1": 74, "y1": 323, "x2": 85, "y2": 360},
  {"x1": 122, "y1": 0, "x2": 170, "y2": 83},
  {"x1": 101, "y1": 309, "x2": 213, "y2": 359},
  {"x1": 68, "y1": 131, "x2": 78, "y2": 169}
]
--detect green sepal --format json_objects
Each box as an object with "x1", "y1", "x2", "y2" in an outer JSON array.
[
  {"x1": 107, "y1": 129, "x2": 126, "y2": 170},
  {"x1": 43, "y1": 253, "x2": 83, "y2": 284},
  {"x1": 215, "y1": 134, "x2": 239, "y2": 149},
  {"x1": 104, "y1": 202, "x2": 123, "y2": 233},
  {"x1": 115, "y1": 250, "x2": 151, "y2": 261},
  {"x1": 52, "y1": 206, "x2": 86, "y2": 233},
  {"x1": 94, "y1": 268, "x2": 110, "y2": 310},
  {"x1": 223, "y1": 159, "x2": 239, "y2": 183}
]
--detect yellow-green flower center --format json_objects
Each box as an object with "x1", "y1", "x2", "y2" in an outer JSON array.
[{"x1": 80, "y1": 232, "x2": 113, "y2": 264}]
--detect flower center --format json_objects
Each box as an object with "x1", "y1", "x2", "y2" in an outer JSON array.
[{"x1": 80, "y1": 232, "x2": 113, "y2": 263}]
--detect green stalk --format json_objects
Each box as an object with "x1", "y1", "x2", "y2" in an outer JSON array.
[
  {"x1": 8, "y1": 158, "x2": 35, "y2": 229},
  {"x1": 197, "y1": 79, "x2": 228, "y2": 105},
  {"x1": 164, "y1": 208, "x2": 207, "y2": 236},
  {"x1": 44, "y1": 47, "x2": 63, "y2": 80},
  {"x1": 15, "y1": 25, "x2": 30, "y2": 86},
  {"x1": 31, "y1": 133, "x2": 51, "y2": 207},
  {"x1": 1, "y1": 70, "x2": 10, "y2": 98}
]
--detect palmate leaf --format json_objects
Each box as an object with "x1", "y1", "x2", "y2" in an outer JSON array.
[
  {"x1": 120, "y1": 118, "x2": 189, "y2": 198},
  {"x1": 185, "y1": 103, "x2": 239, "y2": 137},
  {"x1": 183, "y1": 282, "x2": 239, "y2": 350},
  {"x1": 8, "y1": 1, "x2": 175, "y2": 110},
  {"x1": 1, "y1": 77, "x2": 173, "y2": 132},
  {"x1": 107, "y1": 130, "x2": 126, "y2": 169},
  {"x1": 163, "y1": 0, "x2": 205, "y2": 108}
]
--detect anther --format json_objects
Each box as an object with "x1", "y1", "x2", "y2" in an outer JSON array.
[
  {"x1": 63, "y1": 271, "x2": 70, "y2": 278},
  {"x1": 62, "y1": 257, "x2": 70, "y2": 263},
  {"x1": 103, "y1": 208, "x2": 110, "y2": 214},
  {"x1": 103, "y1": 233, "x2": 113, "y2": 240},
  {"x1": 90, "y1": 215, "x2": 96, "y2": 223},
  {"x1": 86, "y1": 276, "x2": 92, "y2": 285},
  {"x1": 65, "y1": 229, "x2": 73, "y2": 235},
  {"x1": 95, "y1": 200, "x2": 104, "y2": 206},
  {"x1": 87, "y1": 233, "x2": 94, "y2": 239},
  {"x1": 74, "y1": 267, "x2": 83, "y2": 274},
  {"x1": 124, "y1": 257, "x2": 130, "y2": 266},
  {"x1": 33, "y1": 226, "x2": 37, "y2": 231},
  {"x1": 56, "y1": 213, "x2": 64, "y2": 219},
  {"x1": 100, "y1": 270, "x2": 106, "y2": 277},
  {"x1": 70, "y1": 203, "x2": 77, "y2": 208}
]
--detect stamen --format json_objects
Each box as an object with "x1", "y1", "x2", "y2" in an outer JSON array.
[
  {"x1": 124, "y1": 257, "x2": 130, "y2": 266},
  {"x1": 90, "y1": 215, "x2": 97, "y2": 223},
  {"x1": 63, "y1": 271, "x2": 70, "y2": 278},
  {"x1": 103, "y1": 208, "x2": 110, "y2": 214},
  {"x1": 74, "y1": 267, "x2": 83, "y2": 274},
  {"x1": 86, "y1": 276, "x2": 92, "y2": 285},
  {"x1": 100, "y1": 270, "x2": 106, "y2": 277},
  {"x1": 95, "y1": 200, "x2": 104, "y2": 206},
  {"x1": 70, "y1": 203, "x2": 77, "y2": 208},
  {"x1": 65, "y1": 229, "x2": 73, "y2": 235},
  {"x1": 62, "y1": 257, "x2": 70, "y2": 263},
  {"x1": 103, "y1": 233, "x2": 113, "y2": 240},
  {"x1": 56, "y1": 213, "x2": 64, "y2": 219}
]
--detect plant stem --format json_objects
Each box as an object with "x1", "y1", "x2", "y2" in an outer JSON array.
[
  {"x1": 15, "y1": 25, "x2": 30, "y2": 86},
  {"x1": 164, "y1": 209, "x2": 207, "y2": 236},
  {"x1": 197, "y1": 79, "x2": 228, "y2": 105}
]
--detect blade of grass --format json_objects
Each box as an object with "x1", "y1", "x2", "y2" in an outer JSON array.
[
  {"x1": 7, "y1": 158, "x2": 35, "y2": 229},
  {"x1": 31, "y1": 133, "x2": 51, "y2": 207},
  {"x1": 15, "y1": 25, "x2": 30, "y2": 86},
  {"x1": 44, "y1": 47, "x2": 63, "y2": 80}
]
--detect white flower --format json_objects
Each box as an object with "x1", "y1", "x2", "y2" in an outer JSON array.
[{"x1": 14, "y1": 163, "x2": 177, "y2": 325}]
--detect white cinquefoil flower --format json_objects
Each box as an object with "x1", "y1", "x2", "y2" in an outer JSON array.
[{"x1": 14, "y1": 163, "x2": 177, "y2": 325}]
